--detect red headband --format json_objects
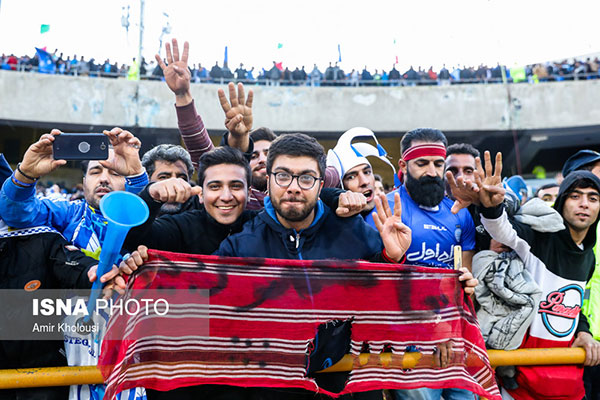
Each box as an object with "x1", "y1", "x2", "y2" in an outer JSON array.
[
  {"x1": 402, "y1": 143, "x2": 447, "y2": 161},
  {"x1": 395, "y1": 143, "x2": 447, "y2": 186}
]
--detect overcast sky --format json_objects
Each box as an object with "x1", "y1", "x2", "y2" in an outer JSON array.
[{"x1": 1, "y1": 0, "x2": 599, "y2": 73}]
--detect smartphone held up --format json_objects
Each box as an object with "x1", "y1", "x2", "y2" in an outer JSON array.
[{"x1": 52, "y1": 133, "x2": 109, "y2": 160}]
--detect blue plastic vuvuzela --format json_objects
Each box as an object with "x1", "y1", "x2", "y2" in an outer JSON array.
[{"x1": 85, "y1": 191, "x2": 149, "y2": 321}]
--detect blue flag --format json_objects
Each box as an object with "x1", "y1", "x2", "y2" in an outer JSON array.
[
  {"x1": 35, "y1": 47, "x2": 56, "y2": 74},
  {"x1": 337, "y1": 44, "x2": 342, "y2": 62},
  {"x1": 224, "y1": 46, "x2": 228, "y2": 66}
]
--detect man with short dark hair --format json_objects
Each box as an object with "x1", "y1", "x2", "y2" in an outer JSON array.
[
  {"x1": 216, "y1": 133, "x2": 411, "y2": 262},
  {"x1": 214, "y1": 133, "x2": 477, "y2": 399},
  {"x1": 445, "y1": 143, "x2": 479, "y2": 193},
  {"x1": 141, "y1": 143, "x2": 196, "y2": 215},
  {"x1": 0, "y1": 131, "x2": 146, "y2": 400},
  {"x1": 125, "y1": 146, "x2": 250, "y2": 255},
  {"x1": 247, "y1": 127, "x2": 277, "y2": 209},
  {"x1": 535, "y1": 183, "x2": 559, "y2": 203},
  {"x1": 384, "y1": 129, "x2": 476, "y2": 270}
]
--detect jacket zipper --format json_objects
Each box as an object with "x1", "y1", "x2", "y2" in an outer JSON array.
[{"x1": 292, "y1": 231, "x2": 303, "y2": 260}]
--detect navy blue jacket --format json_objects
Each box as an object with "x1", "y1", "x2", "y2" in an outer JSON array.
[{"x1": 215, "y1": 197, "x2": 387, "y2": 262}]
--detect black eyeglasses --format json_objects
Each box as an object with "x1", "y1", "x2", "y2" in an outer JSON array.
[{"x1": 272, "y1": 172, "x2": 321, "y2": 190}]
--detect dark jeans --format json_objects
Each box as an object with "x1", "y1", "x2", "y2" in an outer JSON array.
[{"x1": 584, "y1": 364, "x2": 600, "y2": 400}]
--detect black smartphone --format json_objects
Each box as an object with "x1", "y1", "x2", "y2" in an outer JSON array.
[{"x1": 52, "y1": 133, "x2": 109, "y2": 160}]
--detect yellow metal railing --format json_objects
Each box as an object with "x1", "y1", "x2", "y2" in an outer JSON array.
[{"x1": 0, "y1": 348, "x2": 587, "y2": 389}]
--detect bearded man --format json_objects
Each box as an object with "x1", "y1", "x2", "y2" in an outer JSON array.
[{"x1": 382, "y1": 128, "x2": 476, "y2": 271}]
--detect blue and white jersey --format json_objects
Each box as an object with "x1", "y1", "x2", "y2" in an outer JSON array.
[{"x1": 368, "y1": 185, "x2": 475, "y2": 268}]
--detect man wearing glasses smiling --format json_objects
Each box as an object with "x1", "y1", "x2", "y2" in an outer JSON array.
[{"x1": 215, "y1": 132, "x2": 412, "y2": 263}]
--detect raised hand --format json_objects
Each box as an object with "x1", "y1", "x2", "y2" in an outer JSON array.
[
  {"x1": 446, "y1": 170, "x2": 481, "y2": 214},
  {"x1": 149, "y1": 177, "x2": 202, "y2": 204},
  {"x1": 156, "y1": 38, "x2": 192, "y2": 105},
  {"x1": 99, "y1": 128, "x2": 144, "y2": 177},
  {"x1": 372, "y1": 192, "x2": 411, "y2": 262},
  {"x1": 336, "y1": 191, "x2": 367, "y2": 217},
  {"x1": 218, "y1": 82, "x2": 254, "y2": 137},
  {"x1": 475, "y1": 151, "x2": 505, "y2": 208},
  {"x1": 17, "y1": 129, "x2": 67, "y2": 182}
]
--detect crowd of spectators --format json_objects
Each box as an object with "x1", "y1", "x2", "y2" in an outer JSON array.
[
  {"x1": 1, "y1": 38, "x2": 600, "y2": 400},
  {"x1": 2, "y1": 48, "x2": 599, "y2": 86}
]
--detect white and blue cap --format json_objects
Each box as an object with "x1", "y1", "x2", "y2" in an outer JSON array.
[{"x1": 326, "y1": 127, "x2": 396, "y2": 189}]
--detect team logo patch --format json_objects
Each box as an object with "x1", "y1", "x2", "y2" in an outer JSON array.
[
  {"x1": 538, "y1": 284, "x2": 583, "y2": 338},
  {"x1": 454, "y1": 225, "x2": 462, "y2": 243},
  {"x1": 24, "y1": 280, "x2": 41, "y2": 292}
]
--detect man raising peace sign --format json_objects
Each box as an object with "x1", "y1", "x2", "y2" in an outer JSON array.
[{"x1": 215, "y1": 133, "x2": 411, "y2": 262}]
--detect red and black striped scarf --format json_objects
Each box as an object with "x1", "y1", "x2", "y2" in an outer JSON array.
[{"x1": 99, "y1": 250, "x2": 500, "y2": 399}]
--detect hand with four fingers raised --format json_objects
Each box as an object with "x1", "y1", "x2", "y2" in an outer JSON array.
[
  {"x1": 156, "y1": 38, "x2": 192, "y2": 106},
  {"x1": 218, "y1": 82, "x2": 254, "y2": 150},
  {"x1": 474, "y1": 151, "x2": 505, "y2": 208}
]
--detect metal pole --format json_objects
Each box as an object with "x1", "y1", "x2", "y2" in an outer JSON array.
[
  {"x1": 487, "y1": 347, "x2": 586, "y2": 367},
  {"x1": 0, "y1": 366, "x2": 103, "y2": 389},
  {"x1": 0, "y1": 348, "x2": 588, "y2": 389},
  {"x1": 321, "y1": 347, "x2": 586, "y2": 372},
  {"x1": 133, "y1": 0, "x2": 145, "y2": 127},
  {"x1": 138, "y1": 0, "x2": 144, "y2": 74}
]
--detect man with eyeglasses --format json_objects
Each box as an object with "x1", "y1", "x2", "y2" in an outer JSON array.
[{"x1": 215, "y1": 133, "x2": 411, "y2": 262}]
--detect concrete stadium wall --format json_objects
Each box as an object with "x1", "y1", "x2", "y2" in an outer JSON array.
[{"x1": 1, "y1": 70, "x2": 599, "y2": 133}]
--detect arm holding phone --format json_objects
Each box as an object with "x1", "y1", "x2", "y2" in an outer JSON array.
[
  {"x1": 0, "y1": 128, "x2": 147, "y2": 233},
  {"x1": 14, "y1": 129, "x2": 67, "y2": 185},
  {"x1": 14, "y1": 128, "x2": 144, "y2": 184}
]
